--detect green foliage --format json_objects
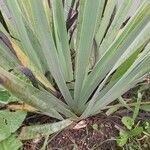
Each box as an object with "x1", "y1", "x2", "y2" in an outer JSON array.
[
  {"x1": 0, "y1": 110, "x2": 26, "y2": 150},
  {"x1": 121, "y1": 116, "x2": 134, "y2": 130},
  {"x1": 0, "y1": 110, "x2": 26, "y2": 141},
  {"x1": 143, "y1": 121, "x2": 150, "y2": 146},
  {"x1": 140, "y1": 105, "x2": 150, "y2": 112},
  {"x1": 117, "y1": 117, "x2": 144, "y2": 147},
  {"x1": 117, "y1": 119, "x2": 150, "y2": 149},
  {"x1": 144, "y1": 121, "x2": 150, "y2": 134},
  {"x1": 0, "y1": 134, "x2": 22, "y2": 150},
  {"x1": 0, "y1": 1, "x2": 149, "y2": 149},
  {"x1": 0, "y1": 88, "x2": 10, "y2": 104},
  {"x1": 0, "y1": 86, "x2": 17, "y2": 104},
  {"x1": 117, "y1": 129, "x2": 128, "y2": 147},
  {"x1": 12, "y1": 70, "x2": 31, "y2": 84},
  {"x1": 0, "y1": 0, "x2": 149, "y2": 144},
  {"x1": 116, "y1": 92, "x2": 143, "y2": 147}
]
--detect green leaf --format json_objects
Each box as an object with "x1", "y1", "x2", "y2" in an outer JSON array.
[
  {"x1": 80, "y1": 1, "x2": 150, "y2": 108},
  {"x1": 140, "y1": 105, "x2": 150, "y2": 112},
  {"x1": 4, "y1": 0, "x2": 43, "y2": 71},
  {"x1": 106, "y1": 106, "x2": 119, "y2": 116},
  {"x1": 116, "y1": 129, "x2": 128, "y2": 147},
  {"x1": 98, "y1": 0, "x2": 132, "y2": 56},
  {"x1": 28, "y1": 0, "x2": 74, "y2": 108},
  {"x1": 87, "y1": 42, "x2": 150, "y2": 116},
  {"x1": 23, "y1": 20, "x2": 49, "y2": 74},
  {"x1": 0, "y1": 67, "x2": 76, "y2": 119},
  {"x1": 74, "y1": 0, "x2": 102, "y2": 111},
  {"x1": 19, "y1": 119, "x2": 72, "y2": 140},
  {"x1": 95, "y1": 0, "x2": 105, "y2": 32},
  {"x1": 132, "y1": 92, "x2": 142, "y2": 121},
  {"x1": 144, "y1": 121, "x2": 150, "y2": 134},
  {"x1": 0, "y1": 39, "x2": 19, "y2": 70},
  {"x1": 0, "y1": 110, "x2": 26, "y2": 141},
  {"x1": 17, "y1": 0, "x2": 35, "y2": 29},
  {"x1": 2, "y1": 0, "x2": 74, "y2": 107},
  {"x1": 95, "y1": 0, "x2": 117, "y2": 50},
  {"x1": 129, "y1": 126, "x2": 143, "y2": 137},
  {"x1": 51, "y1": 0, "x2": 73, "y2": 81},
  {"x1": 110, "y1": 43, "x2": 147, "y2": 82},
  {"x1": 0, "y1": 0, "x2": 150, "y2": 121},
  {"x1": 0, "y1": 88, "x2": 10, "y2": 104},
  {"x1": 121, "y1": 116, "x2": 134, "y2": 130},
  {"x1": 0, "y1": 134, "x2": 22, "y2": 150}
]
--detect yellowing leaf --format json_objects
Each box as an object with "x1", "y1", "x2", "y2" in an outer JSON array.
[
  {"x1": 10, "y1": 39, "x2": 29, "y2": 66},
  {"x1": 7, "y1": 103, "x2": 37, "y2": 112},
  {"x1": 9, "y1": 39, "x2": 56, "y2": 92}
]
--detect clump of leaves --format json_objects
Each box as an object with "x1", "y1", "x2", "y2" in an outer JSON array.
[
  {"x1": 0, "y1": 0, "x2": 149, "y2": 142},
  {"x1": 117, "y1": 119, "x2": 150, "y2": 150},
  {"x1": 116, "y1": 118, "x2": 144, "y2": 147}
]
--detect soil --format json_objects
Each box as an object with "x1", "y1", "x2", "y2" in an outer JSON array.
[
  {"x1": 23, "y1": 113, "x2": 122, "y2": 150},
  {"x1": 22, "y1": 109, "x2": 150, "y2": 150}
]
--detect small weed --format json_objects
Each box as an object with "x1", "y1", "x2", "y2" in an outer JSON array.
[{"x1": 116, "y1": 91, "x2": 150, "y2": 149}]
